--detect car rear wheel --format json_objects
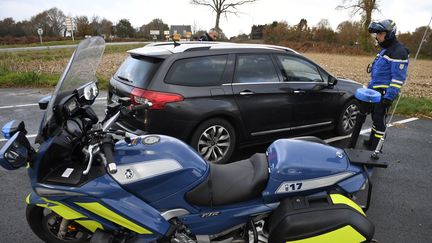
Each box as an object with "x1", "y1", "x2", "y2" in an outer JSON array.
[
  {"x1": 190, "y1": 118, "x2": 236, "y2": 164},
  {"x1": 336, "y1": 99, "x2": 360, "y2": 136}
]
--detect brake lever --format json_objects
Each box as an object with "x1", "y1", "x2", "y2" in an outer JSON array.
[{"x1": 82, "y1": 144, "x2": 97, "y2": 175}]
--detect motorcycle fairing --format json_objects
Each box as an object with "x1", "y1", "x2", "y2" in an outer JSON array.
[
  {"x1": 177, "y1": 199, "x2": 279, "y2": 235},
  {"x1": 28, "y1": 151, "x2": 172, "y2": 239},
  {"x1": 262, "y1": 139, "x2": 365, "y2": 201},
  {"x1": 26, "y1": 193, "x2": 105, "y2": 233},
  {"x1": 111, "y1": 136, "x2": 209, "y2": 212}
]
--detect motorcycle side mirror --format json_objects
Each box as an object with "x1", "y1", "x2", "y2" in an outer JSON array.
[
  {"x1": 38, "y1": 95, "x2": 51, "y2": 110},
  {"x1": 2, "y1": 120, "x2": 27, "y2": 139},
  {"x1": 328, "y1": 76, "x2": 338, "y2": 87},
  {"x1": 0, "y1": 131, "x2": 31, "y2": 170}
]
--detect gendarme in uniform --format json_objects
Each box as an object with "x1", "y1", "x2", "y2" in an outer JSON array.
[{"x1": 365, "y1": 19, "x2": 409, "y2": 150}]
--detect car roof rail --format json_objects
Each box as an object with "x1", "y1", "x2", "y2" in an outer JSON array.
[{"x1": 184, "y1": 46, "x2": 211, "y2": 52}]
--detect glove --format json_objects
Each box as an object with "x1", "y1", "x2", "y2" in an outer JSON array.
[{"x1": 382, "y1": 98, "x2": 393, "y2": 106}]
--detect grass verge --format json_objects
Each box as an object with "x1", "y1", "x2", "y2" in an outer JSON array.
[
  {"x1": 0, "y1": 44, "x2": 143, "y2": 61},
  {"x1": 392, "y1": 96, "x2": 432, "y2": 118},
  {"x1": 0, "y1": 71, "x2": 109, "y2": 89}
]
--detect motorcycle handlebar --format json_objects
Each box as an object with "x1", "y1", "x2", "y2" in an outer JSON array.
[{"x1": 100, "y1": 138, "x2": 117, "y2": 174}]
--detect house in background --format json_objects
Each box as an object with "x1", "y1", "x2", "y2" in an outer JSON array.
[{"x1": 170, "y1": 25, "x2": 192, "y2": 41}]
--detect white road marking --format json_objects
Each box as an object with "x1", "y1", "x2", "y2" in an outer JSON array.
[
  {"x1": 0, "y1": 97, "x2": 107, "y2": 110},
  {"x1": 0, "y1": 103, "x2": 38, "y2": 109},
  {"x1": 324, "y1": 117, "x2": 419, "y2": 143}
]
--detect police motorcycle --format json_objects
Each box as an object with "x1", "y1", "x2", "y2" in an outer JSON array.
[{"x1": 0, "y1": 37, "x2": 387, "y2": 243}]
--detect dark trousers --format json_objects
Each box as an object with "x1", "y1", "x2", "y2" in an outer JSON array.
[{"x1": 367, "y1": 101, "x2": 390, "y2": 149}]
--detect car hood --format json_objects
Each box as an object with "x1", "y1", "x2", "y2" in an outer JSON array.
[{"x1": 337, "y1": 77, "x2": 363, "y2": 87}]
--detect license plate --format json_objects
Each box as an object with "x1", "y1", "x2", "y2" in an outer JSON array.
[{"x1": 111, "y1": 94, "x2": 119, "y2": 103}]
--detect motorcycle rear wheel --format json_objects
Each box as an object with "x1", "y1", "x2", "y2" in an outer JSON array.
[{"x1": 26, "y1": 205, "x2": 90, "y2": 243}]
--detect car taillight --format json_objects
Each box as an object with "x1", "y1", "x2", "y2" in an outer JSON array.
[{"x1": 130, "y1": 88, "x2": 184, "y2": 110}]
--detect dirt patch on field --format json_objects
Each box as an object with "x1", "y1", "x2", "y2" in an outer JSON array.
[
  {"x1": 305, "y1": 53, "x2": 432, "y2": 98},
  {"x1": 7, "y1": 52, "x2": 128, "y2": 81}
]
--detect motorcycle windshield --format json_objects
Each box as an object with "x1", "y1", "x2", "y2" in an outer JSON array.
[{"x1": 37, "y1": 37, "x2": 105, "y2": 142}]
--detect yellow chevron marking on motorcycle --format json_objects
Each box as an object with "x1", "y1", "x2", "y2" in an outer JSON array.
[
  {"x1": 76, "y1": 202, "x2": 152, "y2": 234},
  {"x1": 75, "y1": 219, "x2": 104, "y2": 233},
  {"x1": 41, "y1": 198, "x2": 86, "y2": 220},
  {"x1": 285, "y1": 225, "x2": 366, "y2": 243},
  {"x1": 330, "y1": 194, "x2": 365, "y2": 216},
  {"x1": 26, "y1": 194, "x2": 30, "y2": 204}
]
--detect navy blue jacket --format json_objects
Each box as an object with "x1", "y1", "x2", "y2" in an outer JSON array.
[
  {"x1": 368, "y1": 39, "x2": 409, "y2": 101},
  {"x1": 199, "y1": 32, "x2": 214, "y2": 41}
]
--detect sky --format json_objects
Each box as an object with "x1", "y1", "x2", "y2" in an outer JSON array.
[{"x1": 0, "y1": 0, "x2": 431, "y2": 38}]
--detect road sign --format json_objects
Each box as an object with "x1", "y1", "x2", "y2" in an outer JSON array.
[
  {"x1": 37, "y1": 28, "x2": 43, "y2": 44},
  {"x1": 150, "y1": 30, "x2": 160, "y2": 35},
  {"x1": 65, "y1": 17, "x2": 74, "y2": 31},
  {"x1": 64, "y1": 17, "x2": 75, "y2": 41},
  {"x1": 164, "y1": 30, "x2": 170, "y2": 35}
]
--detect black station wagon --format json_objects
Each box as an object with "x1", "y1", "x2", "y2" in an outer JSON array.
[{"x1": 108, "y1": 42, "x2": 362, "y2": 163}]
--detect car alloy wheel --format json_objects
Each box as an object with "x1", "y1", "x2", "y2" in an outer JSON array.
[
  {"x1": 197, "y1": 125, "x2": 231, "y2": 163},
  {"x1": 342, "y1": 103, "x2": 359, "y2": 132}
]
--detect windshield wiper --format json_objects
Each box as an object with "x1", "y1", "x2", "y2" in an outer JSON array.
[{"x1": 117, "y1": 75, "x2": 132, "y2": 82}]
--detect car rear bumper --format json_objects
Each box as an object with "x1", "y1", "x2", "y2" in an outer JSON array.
[{"x1": 117, "y1": 109, "x2": 197, "y2": 142}]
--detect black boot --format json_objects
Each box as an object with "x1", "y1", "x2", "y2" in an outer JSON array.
[
  {"x1": 363, "y1": 129, "x2": 375, "y2": 149},
  {"x1": 369, "y1": 136, "x2": 380, "y2": 151}
]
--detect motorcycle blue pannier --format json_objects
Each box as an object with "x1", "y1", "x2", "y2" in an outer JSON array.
[{"x1": 268, "y1": 193, "x2": 374, "y2": 243}]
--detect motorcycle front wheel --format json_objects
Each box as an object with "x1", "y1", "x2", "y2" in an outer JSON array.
[{"x1": 26, "y1": 205, "x2": 90, "y2": 243}]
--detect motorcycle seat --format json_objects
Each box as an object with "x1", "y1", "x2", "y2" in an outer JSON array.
[{"x1": 186, "y1": 153, "x2": 269, "y2": 206}]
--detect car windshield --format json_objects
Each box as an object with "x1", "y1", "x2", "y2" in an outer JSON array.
[{"x1": 37, "y1": 37, "x2": 105, "y2": 142}]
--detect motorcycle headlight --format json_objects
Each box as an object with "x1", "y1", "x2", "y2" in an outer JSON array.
[{"x1": 84, "y1": 83, "x2": 99, "y2": 101}]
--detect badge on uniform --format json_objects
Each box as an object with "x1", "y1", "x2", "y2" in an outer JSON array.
[{"x1": 399, "y1": 64, "x2": 405, "y2": 70}]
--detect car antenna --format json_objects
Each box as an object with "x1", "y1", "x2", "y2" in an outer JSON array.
[{"x1": 173, "y1": 40, "x2": 180, "y2": 48}]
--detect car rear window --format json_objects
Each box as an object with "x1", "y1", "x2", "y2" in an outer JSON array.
[
  {"x1": 114, "y1": 55, "x2": 163, "y2": 87},
  {"x1": 165, "y1": 55, "x2": 228, "y2": 86}
]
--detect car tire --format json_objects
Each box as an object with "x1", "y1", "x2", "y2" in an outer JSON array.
[
  {"x1": 336, "y1": 99, "x2": 360, "y2": 136},
  {"x1": 190, "y1": 118, "x2": 236, "y2": 164}
]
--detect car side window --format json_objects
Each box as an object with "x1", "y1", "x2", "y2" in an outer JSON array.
[
  {"x1": 276, "y1": 55, "x2": 323, "y2": 82},
  {"x1": 165, "y1": 55, "x2": 228, "y2": 86},
  {"x1": 234, "y1": 54, "x2": 280, "y2": 83}
]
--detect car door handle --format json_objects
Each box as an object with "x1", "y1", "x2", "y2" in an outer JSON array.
[
  {"x1": 240, "y1": 91, "x2": 255, "y2": 95},
  {"x1": 293, "y1": 90, "x2": 306, "y2": 94}
]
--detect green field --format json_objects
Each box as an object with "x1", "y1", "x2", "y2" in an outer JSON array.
[{"x1": 0, "y1": 40, "x2": 79, "y2": 49}]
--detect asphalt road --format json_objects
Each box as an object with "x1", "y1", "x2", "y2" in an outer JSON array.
[{"x1": 0, "y1": 88, "x2": 431, "y2": 242}]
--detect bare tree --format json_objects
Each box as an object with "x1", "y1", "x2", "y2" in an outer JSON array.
[
  {"x1": 46, "y1": 7, "x2": 66, "y2": 36},
  {"x1": 190, "y1": 0, "x2": 258, "y2": 32},
  {"x1": 337, "y1": 0, "x2": 380, "y2": 51}
]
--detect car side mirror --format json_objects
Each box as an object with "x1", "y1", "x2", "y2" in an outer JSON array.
[
  {"x1": 0, "y1": 131, "x2": 31, "y2": 170},
  {"x1": 38, "y1": 95, "x2": 51, "y2": 110},
  {"x1": 328, "y1": 76, "x2": 338, "y2": 87}
]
